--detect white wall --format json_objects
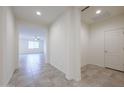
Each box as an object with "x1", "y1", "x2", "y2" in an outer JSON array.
[
  {"x1": 49, "y1": 7, "x2": 81, "y2": 81},
  {"x1": 0, "y1": 7, "x2": 3, "y2": 85},
  {"x1": 88, "y1": 14, "x2": 124, "y2": 67},
  {"x1": 0, "y1": 6, "x2": 17, "y2": 86},
  {"x1": 80, "y1": 21, "x2": 90, "y2": 67},
  {"x1": 49, "y1": 10, "x2": 69, "y2": 73}
]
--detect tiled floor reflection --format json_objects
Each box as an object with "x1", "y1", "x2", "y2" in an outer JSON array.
[
  {"x1": 19, "y1": 54, "x2": 45, "y2": 73},
  {"x1": 8, "y1": 53, "x2": 72, "y2": 87},
  {"x1": 8, "y1": 54, "x2": 124, "y2": 87}
]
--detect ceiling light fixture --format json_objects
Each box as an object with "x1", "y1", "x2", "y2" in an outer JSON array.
[
  {"x1": 36, "y1": 11, "x2": 41, "y2": 16},
  {"x1": 96, "y1": 10, "x2": 101, "y2": 14}
]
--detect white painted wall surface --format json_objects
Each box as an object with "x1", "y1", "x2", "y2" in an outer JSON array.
[
  {"x1": 80, "y1": 21, "x2": 90, "y2": 67},
  {"x1": 0, "y1": 7, "x2": 3, "y2": 85},
  {"x1": 49, "y1": 10, "x2": 69, "y2": 73},
  {"x1": 0, "y1": 6, "x2": 17, "y2": 86},
  {"x1": 49, "y1": 7, "x2": 81, "y2": 81},
  {"x1": 88, "y1": 14, "x2": 124, "y2": 67},
  {"x1": 66, "y1": 7, "x2": 81, "y2": 81}
]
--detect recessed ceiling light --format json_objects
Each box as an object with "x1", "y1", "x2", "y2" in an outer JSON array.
[
  {"x1": 36, "y1": 11, "x2": 42, "y2": 16},
  {"x1": 96, "y1": 10, "x2": 101, "y2": 14}
]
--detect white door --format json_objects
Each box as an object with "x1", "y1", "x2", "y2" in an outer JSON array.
[{"x1": 104, "y1": 29, "x2": 124, "y2": 71}]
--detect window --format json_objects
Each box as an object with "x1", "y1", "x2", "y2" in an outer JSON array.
[{"x1": 28, "y1": 41, "x2": 40, "y2": 49}]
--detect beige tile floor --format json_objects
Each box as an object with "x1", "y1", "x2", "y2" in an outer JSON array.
[{"x1": 7, "y1": 54, "x2": 124, "y2": 87}]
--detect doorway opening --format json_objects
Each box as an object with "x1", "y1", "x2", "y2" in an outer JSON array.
[{"x1": 18, "y1": 21, "x2": 48, "y2": 74}]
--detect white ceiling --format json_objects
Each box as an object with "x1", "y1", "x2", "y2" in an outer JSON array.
[
  {"x1": 19, "y1": 22, "x2": 46, "y2": 40},
  {"x1": 81, "y1": 6, "x2": 124, "y2": 24},
  {"x1": 12, "y1": 6, "x2": 124, "y2": 28},
  {"x1": 12, "y1": 6, "x2": 68, "y2": 26}
]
